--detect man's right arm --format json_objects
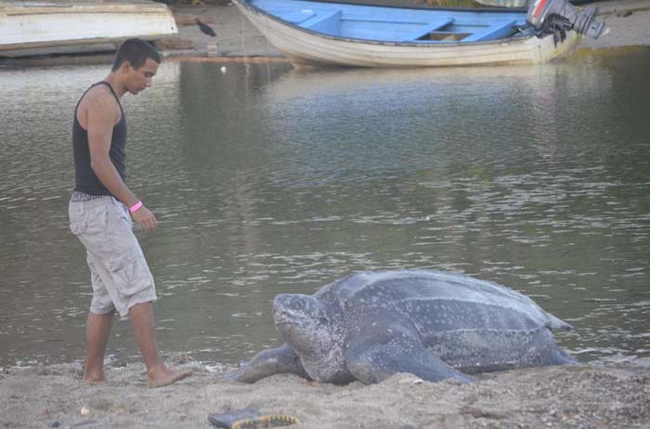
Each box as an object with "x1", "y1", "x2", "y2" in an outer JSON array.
[{"x1": 85, "y1": 92, "x2": 158, "y2": 233}]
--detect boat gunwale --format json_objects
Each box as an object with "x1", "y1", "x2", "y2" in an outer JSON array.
[
  {"x1": 234, "y1": 0, "x2": 539, "y2": 47},
  {"x1": 0, "y1": 2, "x2": 172, "y2": 16},
  {"x1": 248, "y1": 0, "x2": 529, "y2": 15}
]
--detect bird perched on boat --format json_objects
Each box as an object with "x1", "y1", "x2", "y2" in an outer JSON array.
[{"x1": 196, "y1": 18, "x2": 217, "y2": 37}]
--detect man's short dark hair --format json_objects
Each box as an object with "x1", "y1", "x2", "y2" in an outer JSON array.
[{"x1": 111, "y1": 38, "x2": 161, "y2": 72}]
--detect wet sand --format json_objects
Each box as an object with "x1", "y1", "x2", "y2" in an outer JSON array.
[{"x1": 2, "y1": 357, "x2": 649, "y2": 428}]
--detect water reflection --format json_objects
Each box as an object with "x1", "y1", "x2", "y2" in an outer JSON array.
[{"x1": 0, "y1": 53, "x2": 648, "y2": 367}]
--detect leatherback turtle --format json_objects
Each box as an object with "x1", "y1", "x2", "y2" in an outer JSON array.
[{"x1": 228, "y1": 270, "x2": 576, "y2": 384}]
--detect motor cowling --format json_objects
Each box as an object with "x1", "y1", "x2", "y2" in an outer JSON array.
[{"x1": 526, "y1": 0, "x2": 607, "y2": 39}]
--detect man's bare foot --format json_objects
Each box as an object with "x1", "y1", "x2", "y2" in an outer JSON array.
[
  {"x1": 82, "y1": 372, "x2": 106, "y2": 384},
  {"x1": 147, "y1": 366, "x2": 192, "y2": 388}
]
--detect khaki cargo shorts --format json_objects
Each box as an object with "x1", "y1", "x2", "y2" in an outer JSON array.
[{"x1": 69, "y1": 196, "x2": 157, "y2": 320}]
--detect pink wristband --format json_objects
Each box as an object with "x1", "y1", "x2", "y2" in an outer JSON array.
[{"x1": 129, "y1": 200, "x2": 143, "y2": 213}]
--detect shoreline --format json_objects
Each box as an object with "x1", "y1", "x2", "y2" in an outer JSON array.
[
  {"x1": 1, "y1": 0, "x2": 648, "y2": 68},
  {"x1": 2, "y1": 358, "x2": 649, "y2": 428}
]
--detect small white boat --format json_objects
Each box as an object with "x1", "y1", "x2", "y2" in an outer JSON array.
[
  {"x1": 0, "y1": 1, "x2": 178, "y2": 58},
  {"x1": 232, "y1": 0, "x2": 606, "y2": 68}
]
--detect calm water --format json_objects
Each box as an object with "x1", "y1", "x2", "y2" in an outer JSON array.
[{"x1": 1, "y1": 51, "x2": 649, "y2": 367}]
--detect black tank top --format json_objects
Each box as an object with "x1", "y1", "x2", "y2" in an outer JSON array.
[{"x1": 72, "y1": 81, "x2": 127, "y2": 196}]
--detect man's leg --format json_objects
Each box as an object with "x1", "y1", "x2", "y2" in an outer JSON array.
[
  {"x1": 83, "y1": 310, "x2": 115, "y2": 383},
  {"x1": 129, "y1": 302, "x2": 192, "y2": 387}
]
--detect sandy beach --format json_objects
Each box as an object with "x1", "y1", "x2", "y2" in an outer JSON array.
[{"x1": 2, "y1": 356, "x2": 649, "y2": 429}]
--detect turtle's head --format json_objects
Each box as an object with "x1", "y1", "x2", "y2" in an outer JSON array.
[
  {"x1": 273, "y1": 294, "x2": 348, "y2": 383},
  {"x1": 273, "y1": 294, "x2": 335, "y2": 350}
]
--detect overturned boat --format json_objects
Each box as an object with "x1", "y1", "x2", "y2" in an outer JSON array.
[
  {"x1": 0, "y1": 1, "x2": 177, "y2": 58},
  {"x1": 232, "y1": 0, "x2": 606, "y2": 68}
]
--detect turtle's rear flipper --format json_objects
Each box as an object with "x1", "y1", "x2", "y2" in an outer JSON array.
[
  {"x1": 346, "y1": 328, "x2": 474, "y2": 384},
  {"x1": 224, "y1": 344, "x2": 309, "y2": 383}
]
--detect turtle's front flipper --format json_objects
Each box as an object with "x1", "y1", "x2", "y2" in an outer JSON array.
[
  {"x1": 224, "y1": 343, "x2": 310, "y2": 383},
  {"x1": 344, "y1": 312, "x2": 474, "y2": 384},
  {"x1": 346, "y1": 335, "x2": 474, "y2": 384}
]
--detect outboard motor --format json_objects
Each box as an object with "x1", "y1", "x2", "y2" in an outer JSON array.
[{"x1": 526, "y1": 0, "x2": 606, "y2": 41}]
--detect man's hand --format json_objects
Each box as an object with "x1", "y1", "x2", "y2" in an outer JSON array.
[{"x1": 131, "y1": 205, "x2": 158, "y2": 233}]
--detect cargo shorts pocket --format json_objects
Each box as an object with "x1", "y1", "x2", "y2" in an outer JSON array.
[
  {"x1": 69, "y1": 203, "x2": 90, "y2": 236},
  {"x1": 106, "y1": 249, "x2": 154, "y2": 300},
  {"x1": 70, "y1": 220, "x2": 87, "y2": 236}
]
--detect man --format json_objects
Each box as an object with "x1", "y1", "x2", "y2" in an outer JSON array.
[{"x1": 68, "y1": 38, "x2": 191, "y2": 387}]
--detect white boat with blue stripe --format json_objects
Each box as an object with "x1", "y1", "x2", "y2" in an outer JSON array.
[{"x1": 232, "y1": 0, "x2": 606, "y2": 68}]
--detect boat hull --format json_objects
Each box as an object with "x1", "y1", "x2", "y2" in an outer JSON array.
[
  {"x1": 233, "y1": 0, "x2": 581, "y2": 68},
  {"x1": 0, "y1": 2, "x2": 178, "y2": 58}
]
